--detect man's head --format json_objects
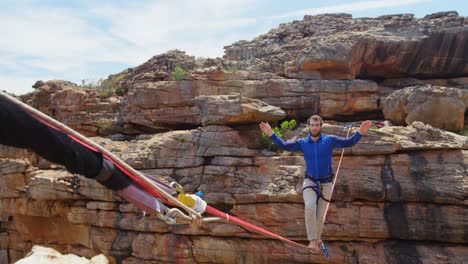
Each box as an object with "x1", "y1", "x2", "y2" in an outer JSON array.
[{"x1": 307, "y1": 115, "x2": 323, "y2": 137}]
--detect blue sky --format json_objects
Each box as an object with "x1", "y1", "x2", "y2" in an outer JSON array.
[{"x1": 1, "y1": 0, "x2": 466, "y2": 95}]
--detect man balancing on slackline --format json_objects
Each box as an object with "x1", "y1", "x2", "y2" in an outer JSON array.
[{"x1": 260, "y1": 115, "x2": 372, "y2": 252}]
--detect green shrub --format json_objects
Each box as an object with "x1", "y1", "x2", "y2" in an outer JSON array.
[
  {"x1": 114, "y1": 86, "x2": 128, "y2": 96},
  {"x1": 97, "y1": 119, "x2": 113, "y2": 134},
  {"x1": 171, "y1": 66, "x2": 186, "y2": 81},
  {"x1": 458, "y1": 127, "x2": 468, "y2": 137},
  {"x1": 79, "y1": 72, "x2": 128, "y2": 98},
  {"x1": 99, "y1": 90, "x2": 110, "y2": 98},
  {"x1": 260, "y1": 119, "x2": 297, "y2": 151},
  {"x1": 225, "y1": 66, "x2": 238, "y2": 73}
]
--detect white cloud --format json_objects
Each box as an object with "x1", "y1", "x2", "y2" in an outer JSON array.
[
  {"x1": 0, "y1": 75, "x2": 40, "y2": 95},
  {"x1": 270, "y1": 0, "x2": 432, "y2": 20},
  {"x1": 0, "y1": 0, "x2": 265, "y2": 94},
  {"x1": 0, "y1": 7, "x2": 129, "y2": 76},
  {"x1": 2, "y1": 11, "x2": 97, "y2": 58},
  {"x1": 90, "y1": 0, "x2": 259, "y2": 61}
]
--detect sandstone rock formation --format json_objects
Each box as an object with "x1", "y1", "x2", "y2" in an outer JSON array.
[
  {"x1": 383, "y1": 84, "x2": 468, "y2": 131},
  {"x1": 4, "y1": 10, "x2": 468, "y2": 264},
  {"x1": 2, "y1": 122, "x2": 467, "y2": 263},
  {"x1": 24, "y1": 80, "x2": 125, "y2": 137},
  {"x1": 224, "y1": 11, "x2": 467, "y2": 80},
  {"x1": 24, "y1": 78, "x2": 383, "y2": 135}
]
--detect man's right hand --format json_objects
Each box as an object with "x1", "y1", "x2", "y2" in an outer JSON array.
[{"x1": 259, "y1": 122, "x2": 274, "y2": 136}]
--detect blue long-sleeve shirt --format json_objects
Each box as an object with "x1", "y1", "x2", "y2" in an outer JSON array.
[{"x1": 270, "y1": 132, "x2": 361, "y2": 180}]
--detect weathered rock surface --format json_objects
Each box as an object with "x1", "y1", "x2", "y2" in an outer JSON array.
[
  {"x1": 122, "y1": 79, "x2": 382, "y2": 131},
  {"x1": 22, "y1": 80, "x2": 126, "y2": 137},
  {"x1": 2, "y1": 10, "x2": 468, "y2": 264},
  {"x1": 224, "y1": 12, "x2": 468, "y2": 80},
  {"x1": 383, "y1": 85, "x2": 468, "y2": 131},
  {"x1": 1, "y1": 121, "x2": 467, "y2": 263},
  {"x1": 192, "y1": 94, "x2": 286, "y2": 125}
]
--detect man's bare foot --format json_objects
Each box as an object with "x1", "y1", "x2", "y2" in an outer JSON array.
[{"x1": 307, "y1": 240, "x2": 320, "y2": 252}]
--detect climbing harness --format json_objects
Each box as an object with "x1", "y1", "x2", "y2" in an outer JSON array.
[{"x1": 302, "y1": 172, "x2": 334, "y2": 204}]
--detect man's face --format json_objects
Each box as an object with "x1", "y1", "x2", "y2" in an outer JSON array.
[{"x1": 309, "y1": 120, "x2": 321, "y2": 137}]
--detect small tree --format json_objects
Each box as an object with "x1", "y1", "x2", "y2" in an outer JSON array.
[
  {"x1": 260, "y1": 119, "x2": 297, "y2": 151},
  {"x1": 171, "y1": 66, "x2": 186, "y2": 81}
]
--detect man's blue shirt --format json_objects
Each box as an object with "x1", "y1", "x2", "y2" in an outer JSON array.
[{"x1": 270, "y1": 132, "x2": 361, "y2": 180}]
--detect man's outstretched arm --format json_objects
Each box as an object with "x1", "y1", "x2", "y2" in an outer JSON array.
[
  {"x1": 330, "y1": 120, "x2": 372, "y2": 148},
  {"x1": 259, "y1": 122, "x2": 301, "y2": 152}
]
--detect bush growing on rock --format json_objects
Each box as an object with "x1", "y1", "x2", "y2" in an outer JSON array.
[{"x1": 260, "y1": 119, "x2": 297, "y2": 151}]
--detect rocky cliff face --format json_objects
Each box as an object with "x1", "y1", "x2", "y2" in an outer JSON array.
[
  {"x1": 2, "y1": 11, "x2": 468, "y2": 264},
  {"x1": 224, "y1": 11, "x2": 467, "y2": 80}
]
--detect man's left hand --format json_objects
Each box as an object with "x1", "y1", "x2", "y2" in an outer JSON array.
[{"x1": 359, "y1": 120, "x2": 373, "y2": 134}]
